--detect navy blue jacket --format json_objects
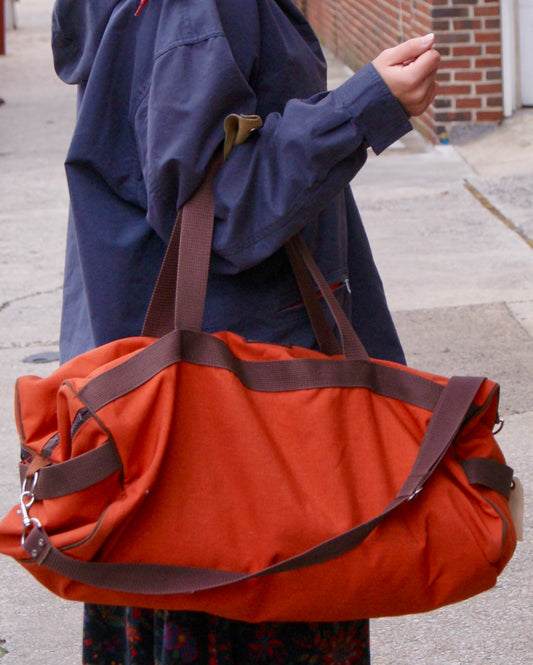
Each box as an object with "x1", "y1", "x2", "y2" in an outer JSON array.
[{"x1": 52, "y1": 0, "x2": 411, "y2": 363}]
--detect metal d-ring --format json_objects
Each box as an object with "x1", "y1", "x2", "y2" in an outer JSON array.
[{"x1": 493, "y1": 417, "x2": 505, "y2": 435}]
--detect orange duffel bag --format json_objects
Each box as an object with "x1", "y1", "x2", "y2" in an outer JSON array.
[{"x1": 0, "y1": 161, "x2": 517, "y2": 622}]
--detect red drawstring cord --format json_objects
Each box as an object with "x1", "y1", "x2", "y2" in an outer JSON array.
[{"x1": 134, "y1": 0, "x2": 147, "y2": 16}]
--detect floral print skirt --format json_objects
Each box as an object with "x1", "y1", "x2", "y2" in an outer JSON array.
[{"x1": 83, "y1": 605, "x2": 370, "y2": 665}]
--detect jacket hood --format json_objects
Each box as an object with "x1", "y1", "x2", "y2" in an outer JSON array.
[{"x1": 52, "y1": 0, "x2": 125, "y2": 84}]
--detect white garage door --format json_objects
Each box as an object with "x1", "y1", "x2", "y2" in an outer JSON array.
[{"x1": 519, "y1": 0, "x2": 533, "y2": 105}]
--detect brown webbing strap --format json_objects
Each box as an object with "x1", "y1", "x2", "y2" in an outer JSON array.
[
  {"x1": 142, "y1": 155, "x2": 366, "y2": 358},
  {"x1": 172, "y1": 162, "x2": 219, "y2": 331},
  {"x1": 142, "y1": 157, "x2": 222, "y2": 337},
  {"x1": 20, "y1": 441, "x2": 121, "y2": 500},
  {"x1": 287, "y1": 235, "x2": 368, "y2": 360},
  {"x1": 460, "y1": 457, "x2": 514, "y2": 499},
  {"x1": 395, "y1": 376, "x2": 483, "y2": 498},
  {"x1": 77, "y1": 329, "x2": 442, "y2": 412},
  {"x1": 22, "y1": 376, "x2": 513, "y2": 594},
  {"x1": 284, "y1": 240, "x2": 343, "y2": 356},
  {"x1": 141, "y1": 209, "x2": 182, "y2": 338}
]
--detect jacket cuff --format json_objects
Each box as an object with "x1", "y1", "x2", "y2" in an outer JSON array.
[{"x1": 333, "y1": 62, "x2": 412, "y2": 155}]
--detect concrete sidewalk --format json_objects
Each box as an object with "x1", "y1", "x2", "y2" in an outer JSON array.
[{"x1": 0, "y1": 2, "x2": 531, "y2": 663}]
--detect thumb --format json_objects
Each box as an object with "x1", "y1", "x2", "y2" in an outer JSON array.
[{"x1": 383, "y1": 33, "x2": 435, "y2": 66}]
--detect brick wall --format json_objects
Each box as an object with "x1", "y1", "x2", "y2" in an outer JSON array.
[
  {"x1": 432, "y1": 0, "x2": 503, "y2": 141},
  {"x1": 294, "y1": 0, "x2": 503, "y2": 143}
]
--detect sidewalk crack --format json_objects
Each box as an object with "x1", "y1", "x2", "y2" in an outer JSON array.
[
  {"x1": 464, "y1": 180, "x2": 533, "y2": 250},
  {"x1": 0, "y1": 285, "x2": 62, "y2": 313}
]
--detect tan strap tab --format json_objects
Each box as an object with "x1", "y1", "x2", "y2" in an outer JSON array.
[
  {"x1": 223, "y1": 114, "x2": 263, "y2": 159},
  {"x1": 509, "y1": 476, "x2": 524, "y2": 541},
  {"x1": 25, "y1": 454, "x2": 52, "y2": 478}
]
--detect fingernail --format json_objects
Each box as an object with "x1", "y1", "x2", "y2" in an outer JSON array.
[{"x1": 423, "y1": 33, "x2": 435, "y2": 44}]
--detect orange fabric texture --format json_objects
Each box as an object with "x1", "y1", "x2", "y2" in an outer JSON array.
[{"x1": 0, "y1": 330, "x2": 516, "y2": 622}]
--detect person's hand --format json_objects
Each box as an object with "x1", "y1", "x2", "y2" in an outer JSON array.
[{"x1": 372, "y1": 34, "x2": 440, "y2": 117}]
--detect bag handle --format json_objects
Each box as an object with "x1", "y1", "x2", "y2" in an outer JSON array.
[
  {"x1": 143, "y1": 157, "x2": 221, "y2": 339},
  {"x1": 142, "y1": 156, "x2": 368, "y2": 360},
  {"x1": 23, "y1": 376, "x2": 512, "y2": 596},
  {"x1": 285, "y1": 234, "x2": 368, "y2": 360},
  {"x1": 144, "y1": 111, "x2": 263, "y2": 337}
]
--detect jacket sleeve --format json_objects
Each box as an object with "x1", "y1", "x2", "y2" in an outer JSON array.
[{"x1": 140, "y1": 32, "x2": 411, "y2": 274}]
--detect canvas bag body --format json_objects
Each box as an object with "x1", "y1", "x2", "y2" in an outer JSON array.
[
  {"x1": 0, "y1": 327, "x2": 515, "y2": 621},
  {"x1": 0, "y1": 152, "x2": 517, "y2": 622}
]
